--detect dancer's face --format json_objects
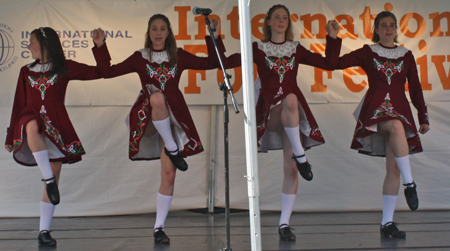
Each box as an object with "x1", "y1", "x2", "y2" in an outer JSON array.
[
  {"x1": 28, "y1": 33, "x2": 42, "y2": 61},
  {"x1": 149, "y1": 18, "x2": 169, "y2": 50},
  {"x1": 375, "y1": 17, "x2": 397, "y2": 46},
  {"x1": 267, "y1": 8, "x2": 289, "y2": 37}
]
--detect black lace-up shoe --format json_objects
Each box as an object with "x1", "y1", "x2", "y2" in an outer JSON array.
[
  {"x1": 154, "y1": 227, "x2": 170, "y2": 244},
  {"x1": 292, "y1": 155, "x2": 313, "y2": 181},
  {"x1": 404, "y1": 181, "x2": 418, "y2": 211},
  {"x1": 42, "y1": 177, "x2": 60, "y2": 205},
  {"x1": 164, "y1": 148, "x2": 188, "y2": 171},
  {"x1": 278, "y1": 224, "x2": 296, "y2": 241},
  {"x1": 380, "y1": 222, "x2": 406, "y2": 238},
  {"x1": 38, "y1": 230, "x2": 57, "y2": 246}
]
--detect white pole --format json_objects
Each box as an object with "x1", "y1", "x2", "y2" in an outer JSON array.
[{"x1": 237, "y1": 0, "x2": 262, "y2": 250}]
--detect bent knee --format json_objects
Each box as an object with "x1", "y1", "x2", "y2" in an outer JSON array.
[
  {"x1": 282, "y1": 94, "x2": 298, "y2": 111},
  {"x1": 25, "y1": 119, "x2": 40, "y2": 135},
  {"x1": 386, "y1": 119, "x2": 405, "y2": 135},
  {"x1": 149, "y1": 92, "x2": 167, "y2": 108}
]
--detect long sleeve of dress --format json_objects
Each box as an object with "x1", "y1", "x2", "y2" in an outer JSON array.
[
  {"x1": 297, "y1": 36, "x2": 342, "y2": 70},
  {"x1": 92, "y1": 43, "x2": 137, "y2": 78},
  {"x1": 66, "y1": 60, "x2": 103, "y2": 81},
  {"x1": 335, "y1": 46, "x2": 367, "y2": 69},
  {"x1": 5, "y1": 69, "x2": 27, "y2": 145},
  {"x1": 406, "y1": 53, "x2": 428, "y2": 125},
  {"x1": 178, "y1": 36, "x2": 225, "y2": 70}
]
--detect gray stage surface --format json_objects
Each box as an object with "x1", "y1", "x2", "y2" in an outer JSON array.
[{"x1": 1, "y1": 210, "x2": 449, "y2": 251}]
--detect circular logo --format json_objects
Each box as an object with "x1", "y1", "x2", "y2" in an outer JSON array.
[{"x1": 0, "y1": 28, "x2": 15, "y2": 66}]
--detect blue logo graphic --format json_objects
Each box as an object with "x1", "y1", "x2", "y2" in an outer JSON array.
[{"x1": 0, "y1": 23, "x2": 17, "y2": 72}]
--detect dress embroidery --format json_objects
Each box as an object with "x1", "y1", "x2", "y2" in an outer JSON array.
[
  {"x1": 28, "y1": 74, "x2": 58, "y2": 100},
  {"x1": 273, "y1": 86, "x2": 284, "y2": 99},
  {"x1": 65, "y1": 141, "x2": 84, "y2": 155},
  {"x1": 146, "y1": 64, "x2": 177, "y2": 90},
  {"x1": 265, "y1": 56, "x2": 296, "y2": 83},
  {"x1": 310, "y1": 126, "x2": 323, "y2": 139},
  {"x1": 371, "y1": 93, "x2": 411, "y2": 125},
  {"x1": 373, "y1": 58, "x2": 404, "y2": 85},
  {"x1": 129, "y1": 98, "x2": 149, "y2": 152},
  {"x1": 12, "y1": 125, "x2": 24, "y2": 152},
  {"x1": 40, "y1": 105, "x2": 66, "y2": 150}
]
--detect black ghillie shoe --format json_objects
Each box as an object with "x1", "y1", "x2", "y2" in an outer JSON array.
[
  {"x1": 278, "y1": 224, "x2": 296, "y2": 241},
  {"x1": 380, "y1": 222, "x2": 406, "y2": 238},
  {"x1": 154, "y1": 227, "x2": 170, "y2": 244},
  {"x1": 42, "y1": 177, "x2": 60, "y2": 205},
  {"x1": 404, "y1": 181, "x2": 418, "y2": 211},
  {"x1": 292, "y1": 154, "x2": 313, "y2": 181},
  {"x1": 38, "y1": 230, "x2": 57, "y2": 246},
  {"x1": 164, "y1": 148, "x2": 188, "y2": 171}
]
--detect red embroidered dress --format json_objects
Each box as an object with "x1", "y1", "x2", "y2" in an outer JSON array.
[
  {"x1": 336, "y1": 44, "x2": 429, "y2": 156},
  {"x1": 5, "y1": 61, "x2": 102, "y2": 166},
  {"x1": 92, "y1": 37, "x2": 221, "y2": 160},
  {"x1": 221, "y1": 36, "x2": 341, "y2": 151}
]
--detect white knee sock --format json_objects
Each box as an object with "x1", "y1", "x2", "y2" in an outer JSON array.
[
  {"x1": 39, "y1": 201, "x2": 55, "y2": 231},
  {"x1": 395, "y1": 156, "x2": 414, "y2": 184},
  {"x1": 154, "y1": 193, "x2": 173, "y2": 230},
  {"x1": 32, "y1": 150, "x2": 54, "y2": 182},
  {"x1": 152, "y1": 117, "x2": 178, "y2": 153},
  {"x1": 279, "y1": 193, "x2": 296, "y2": 226},
  {"x1": 284, "y1": 126, "x2": 306, "y2": 163},
  {"x1": 381, "y1": 195, "x2": 397, "y2": 225}
]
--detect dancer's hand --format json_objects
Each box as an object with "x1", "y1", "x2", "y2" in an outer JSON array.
[
  {"x1": 210, "y1": 18, "x2": 221, "y2": 39},
  {"x1": 5, "y1": 145, "x2": 13, "y2": 152},
  {"x1": 325, "y1": 20, "x2": 340, "y2": 39},
  {"x1": 92, "y1": 28, "x2": 106, "y2": 47},
  {"x1": 419, "y1": 124, "x2": 429, "y2": 134}
]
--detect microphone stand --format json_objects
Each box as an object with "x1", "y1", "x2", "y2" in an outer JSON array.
[{"x1": 204, "y1": 14, "x2": 239, "y2": 251}]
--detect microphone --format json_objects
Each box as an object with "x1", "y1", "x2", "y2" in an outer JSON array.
[{"x1": 192, "y1": 6, "x2": 212, "y2": 16}]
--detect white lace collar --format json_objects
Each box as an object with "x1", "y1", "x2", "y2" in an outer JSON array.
[
  {"x1": 369, "y1": 44, "x2": 408, "y2": 59},
  {"x1": 28, "y1": 63, "x2": 52, "y2": 73},
  {"x1": 139, "y1": 48, "x2": 169, "y2": 64},
  {"x1": 257, "y1": 40, "x2": 299, "y2": 58}
]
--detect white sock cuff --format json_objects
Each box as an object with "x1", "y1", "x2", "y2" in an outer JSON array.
[
  {"x1": 40, "y1": 201, "x2": 56, "y2": 231},
  {"x1": 154, "y1": 193, "x2": 173, "y2": 229},
  {"x1": 381, "y1": 195, "x2": 397, "y2": 225},
  {"x1": 33, "y1": 150, "x2": 54, "y2": 180},
  {"x1": 395, "y1": 156, "x2": 413, "y2": 184},
  {"x1": 279, "y1": 193, "x2": 296, "y2": 226},
  {"x1": 152, "y1": 116, "x2": 170, "y2": 125}
]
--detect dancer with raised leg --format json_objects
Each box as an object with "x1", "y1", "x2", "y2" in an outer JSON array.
[
  {"x1": 4, "y1": 27, "x2": 102, "y2": 246},
  {"x1": 217, "y1": 4, "x2": 341, "y2": 241},
  {"x1": 92, "y1": 14, "x2": 223, "y2": 244},
  {"x1": 333, "y1": 11, "x2": 429, "y2": 238}
]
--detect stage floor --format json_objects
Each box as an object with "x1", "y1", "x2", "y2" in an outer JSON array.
[{"x1": 1, "y1": 210, "x2": 449, "y2": 251}]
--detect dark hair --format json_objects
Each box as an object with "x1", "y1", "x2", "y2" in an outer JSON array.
[
  {"x1": 262, "y1": 4, "x2": 293, "y2": 42},
  {"x1": 372, "y1": 11, "x2": 398, "y2": 43},
  {"x1": 144, "y1": 14, "x2": 178, "y2": 65},
  {"x1": 30, "y1": 27, "x2": 68, "y2": 76}
]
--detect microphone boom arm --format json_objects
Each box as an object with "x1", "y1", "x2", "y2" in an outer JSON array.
[{"x1": 205, "y1": 17, "x2": 240, "y2": 114}]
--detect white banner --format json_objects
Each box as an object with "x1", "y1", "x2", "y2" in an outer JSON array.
[
  {"x1": 1, "y1": 0, "x2": 449, "y2": 106},
  {"x1": 0, "y1": 0, "x2": 449, "y2": 217}
]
